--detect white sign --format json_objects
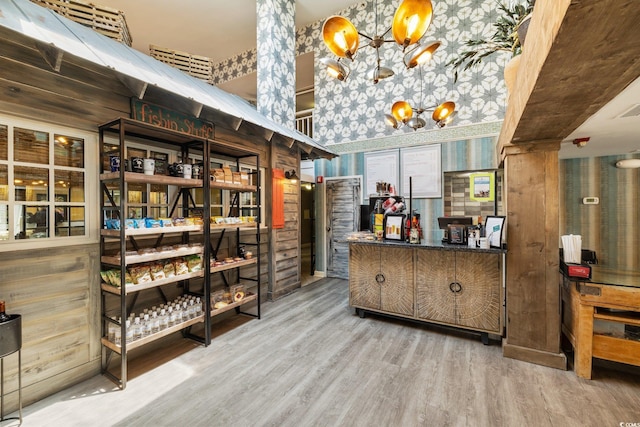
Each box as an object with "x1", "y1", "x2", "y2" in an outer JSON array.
[
  {"x1": 401, "y1": 144, "x2": 441, "y2": 198},
  {"x1": 364, "y1": 150, "x2": 399, "y2": 196}
]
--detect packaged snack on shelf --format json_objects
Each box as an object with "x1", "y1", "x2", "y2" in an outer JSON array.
[
  {"x1": 124, "y1": 270, "x2": 134, "y2": 286},
  {"x1": 130, "y1": 265, "x2": 152, "y2": 284},
  {"x1": 232, "y1": 171, "x2": 242, "y2": 185},
  {"x1": 223, "y1": 290, "x2": 233, "y2": 303},
  {"x1": 184, "y1": 217, "x2": 195, "y2": 226},
  {"x1": 222, "y1": 166, "x2": 233, "y2": 183},
  {"x1": 163, "y1": 261, "x2": 176, "y2": 278},
  {"x1": 107, "y1": 269, "x2": 121, "y2": 287},
  {"x1": 105, "y1": 219, "x2": 120, "y2": 230},
  {"x1": 134, "y1": 218, "x2": 146, "y2": 229},
  {"x1": 159, "y1": 218, "x2": 173, "y2": 227},
  {"x1": 145, "y1": 218, "x2": 162, "y2": 228},
  {"x1": 100, "y1": 270, "x2": 111, "y2": 285},
  {"x1": 185, "y1": 254, "x2": 202, "y2": 272},
  {"x1": 150, "y1": 263, "x2": 166, "y2": 280},
  {"x1": 174, "y1": 258, "x2": 189, "y2": 275},
  {"x1": 138, "y1": 247, "x2": 157, "y2": 255},
  {"x1": 211, "y1": 290, "x2": 228, "y2": 309},
  {"x1": 232, "y1": 285, "x2": 246, "y2": 302},
  {"x1": 172, "y1": 217, "x2": 186, "y2": 226},
  {"x1": 212, "y1": 168, "x2": 225, "y2": 182},
  {"x1": 124, "y1": 219, "x2": 136, "y2": 229},
  {"x1": 240, "y1": 172, "x2": 249, "y2": 185}
]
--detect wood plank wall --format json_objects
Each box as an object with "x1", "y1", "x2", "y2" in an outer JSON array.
[
  {"x1": 0, "y1": 243, "x2": 101, "y2": 411},
  {"x1": 268, "y1": 143, "x2": 301, "y2": 299}
]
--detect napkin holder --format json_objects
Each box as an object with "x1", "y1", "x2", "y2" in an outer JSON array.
[{"x1": 560, "y1": 258, "x2": 592, "y2": 279}]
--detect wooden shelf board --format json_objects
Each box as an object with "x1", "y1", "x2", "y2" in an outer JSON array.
[
  {"x1": 593, "y1": 334, "x2": 640, "y2": 367},
  {"x1": 210, "y1": 293, "x2": 257, "y2": 317},
  {"x1": 594, "y1": 309, "x2": 640, "y2": 326},
  {"x1": 101, "y1": 270, "x2": 204, "y2": 295},
  {"x1": 101, "y1": 314, "x2": 205, "y2": 354},
  {"x1": 101, "y1": 247, "x2": 203, "y2": 266},
  {"x1": 210, "y1": 181, "x2": 256, "y2": 192},
  {"x1": 100, "y1": 171, "x2": 203, "y2": 187},
  {"x1": 210, "y1": 258, "x2": 257, "y2": 273},
  {"x1": 210, "y1": 223, "x2": 257, "y2": 231},
  {"x1": 101, "y1": 224, "x2": 203, "y2": 237}
]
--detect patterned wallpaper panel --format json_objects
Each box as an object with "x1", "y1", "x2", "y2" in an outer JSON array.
[
  {"x1": 315, "y1": 0, "x2": 507, "y2": 145},
  {"x1": 560, "y1": 155, "x2": 640, "y2": 272},
  {"x1": 256, "y1": 0, "x2": 296, "y2": 128},
  {"x1": 212, "y1": 0, "x2": 507, "y2": 145}
]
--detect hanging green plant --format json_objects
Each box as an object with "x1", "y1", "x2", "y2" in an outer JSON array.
[{"x1": 447, "y1": 0, "x2": 535, "y2": 82}]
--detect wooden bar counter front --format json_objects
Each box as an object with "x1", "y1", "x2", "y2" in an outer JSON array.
[{"x1": 348, "y1": 239, "x2": 506, "y2": 344}]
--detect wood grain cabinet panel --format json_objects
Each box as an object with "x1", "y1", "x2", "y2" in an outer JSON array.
[
  {"x1": 416, "y1": 249, "x2": 501, "y2": 334},
  {"x1": 349, "y1": 244, "x2": 413, "y2": 317}
]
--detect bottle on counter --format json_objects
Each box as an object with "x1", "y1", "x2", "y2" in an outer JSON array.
[{"x1": 0, "y1": 300, "x2": 10, "y2": 323}]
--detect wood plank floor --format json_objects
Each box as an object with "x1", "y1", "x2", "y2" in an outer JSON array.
[{"x1": 14, "y1": 278, "x2": 640, "y2": 427}]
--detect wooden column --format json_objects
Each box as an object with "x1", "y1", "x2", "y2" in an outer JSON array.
[{"x1": 501, "y1": 141, "x2": 566, "y2": 369}]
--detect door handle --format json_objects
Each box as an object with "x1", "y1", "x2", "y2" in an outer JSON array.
[
  {"x1": 375, "y1": 273, "x2": 385, "y2": 284},
  {"x1": 326, "y1": 226, "x2": 331, "y2": 232},
  {"x1": 449, "y1": 282, "x2": 462, "y2": 293}
]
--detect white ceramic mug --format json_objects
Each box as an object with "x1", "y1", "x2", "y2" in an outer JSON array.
[
  {"x1": 143, "y1": 158, "x2": 155, "y2": 175},
  {"x1": 182, "y1": 164, "x2": 192, "y2": 178},
  {"x1": 479, "y1": 237, "x2": 489, "y2": 249}
]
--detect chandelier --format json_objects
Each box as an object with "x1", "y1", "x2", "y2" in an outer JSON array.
[
  {"x1": 385, "y1": 67, "x2": 457, "y2": 130},
  {"x1": 320, "y1": 0, "x2": 439, "y2": 83},
  {"x1": 320, "y1": 0, "x2": 457, "y2": 129}
]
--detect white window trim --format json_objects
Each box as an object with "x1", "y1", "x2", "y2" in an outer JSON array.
[{"x1": 0, "y1": 113, "x2": 99, "y2": 252}]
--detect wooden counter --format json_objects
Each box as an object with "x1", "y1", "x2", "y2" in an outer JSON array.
[
  {"x1": 561, "y1": 268, "x2": 640, "y2": 379},
  {"x1": 348, "y1": 239, "x2": 505, "y2": 344}
]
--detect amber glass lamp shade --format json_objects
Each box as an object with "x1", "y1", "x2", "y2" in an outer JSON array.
[
  {"x1": 392, "y1": 0, "x2": 433, "y2": 49},
  {"x1": 404, "y1": 41, "x2": 440, "y2": 69},
  {"x1": 322, "y1": 16, "x2": 360, "y2": 60},
  {"x1": 391, "y1": 101, "x2": 413, "y2": 123},
  {"x1": 432, "y1": 101, "x2": 456, "y2": 122}
]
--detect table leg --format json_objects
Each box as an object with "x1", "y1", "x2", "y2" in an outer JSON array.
[{"x1": 575, "y1": 303, "x2": 594, "y2": 379}]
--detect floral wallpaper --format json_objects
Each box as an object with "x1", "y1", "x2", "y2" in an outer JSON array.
[
  {"x1": 214, "y1": 0, "x2": 507, "y2": 146},
  {"x1": 256, "y1": 0, "x2": 296, "y2": 127}
]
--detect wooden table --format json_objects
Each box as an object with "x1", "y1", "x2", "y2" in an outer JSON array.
[{"x1": 561, "y1": 268, "x2": 640, "y2": 379}]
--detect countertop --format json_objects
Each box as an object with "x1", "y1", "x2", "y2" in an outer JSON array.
[{"x1": 344, "y1": 235, "x2": 506, "y2": 254}]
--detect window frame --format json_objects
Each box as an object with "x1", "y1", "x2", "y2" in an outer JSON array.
[{"x1": 0, "y1": 114, "x2": 98, "y2": 251}]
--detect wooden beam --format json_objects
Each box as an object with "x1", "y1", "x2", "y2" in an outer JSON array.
[
  {"x1": 115, "y1": 73, "x2": 147, "y2": 99},
  {"x1": 498, "y1": 0, "x2": 640, "y2": 161},
  {"x1": 35, "y1": 41, "x2": 63, "y2": 72}
]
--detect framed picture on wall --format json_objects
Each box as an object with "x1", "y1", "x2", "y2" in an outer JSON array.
[
  {"x1": 470, "y1": 172, "x2": 495, "y2": 202},
  {"x1": 485, "y1": 215, "x2": 505, "y2": 248}
]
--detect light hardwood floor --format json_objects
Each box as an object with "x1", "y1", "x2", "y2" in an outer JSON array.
[{"x1": 13, "y1": 278, "x2": 640, "y2": 427}]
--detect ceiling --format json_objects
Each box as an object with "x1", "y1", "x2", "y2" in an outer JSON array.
[{"x1": 96, "y1": 0, "x2": 640, "y2": 160}]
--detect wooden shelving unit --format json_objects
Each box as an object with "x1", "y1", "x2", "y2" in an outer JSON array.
[{"x1": 98, "y1": 117, "x2": 261, "y2": 389}]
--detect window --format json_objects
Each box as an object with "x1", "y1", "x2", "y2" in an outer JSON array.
[
  {"x1": 191, "y1": 158, "x2": 264, "y2": 223},
  {"x1": 0, "y1": 119, "x2": 91, "y2": 244}
]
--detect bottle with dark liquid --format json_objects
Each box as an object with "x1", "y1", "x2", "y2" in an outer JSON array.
[{"x1": 0, "y1": 300, "x2": 11, "y2": 323}]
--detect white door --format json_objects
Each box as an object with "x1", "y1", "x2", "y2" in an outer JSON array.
[{"x1": 326, "y1": 177, "x2": 361, "y2": 279}]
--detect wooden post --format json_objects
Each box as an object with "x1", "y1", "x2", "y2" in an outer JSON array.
[{"x1": 501, "y1": 141, "x2": 567, "y2": 369}]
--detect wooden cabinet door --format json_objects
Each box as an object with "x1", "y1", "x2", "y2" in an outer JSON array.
[
  {"x1": 455, "y1": 252, "x2": 501, "y2": 333},
  {"x1": 349, "y1": 244, "x2": 381, "y2": 310},
  {"x1": 379, "y1": 246, "x2": 414, "y2": 316},
  {"x1": 415, "y1": 249, "x2": 457, "y2": 325}
]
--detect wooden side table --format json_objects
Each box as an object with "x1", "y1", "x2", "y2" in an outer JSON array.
[
  {"x1": 0, "y1": 314, "x2": 22, "y2": 425},
  {"x1": 561, "y1": 273, "x2": 640, "y2": 379}
]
